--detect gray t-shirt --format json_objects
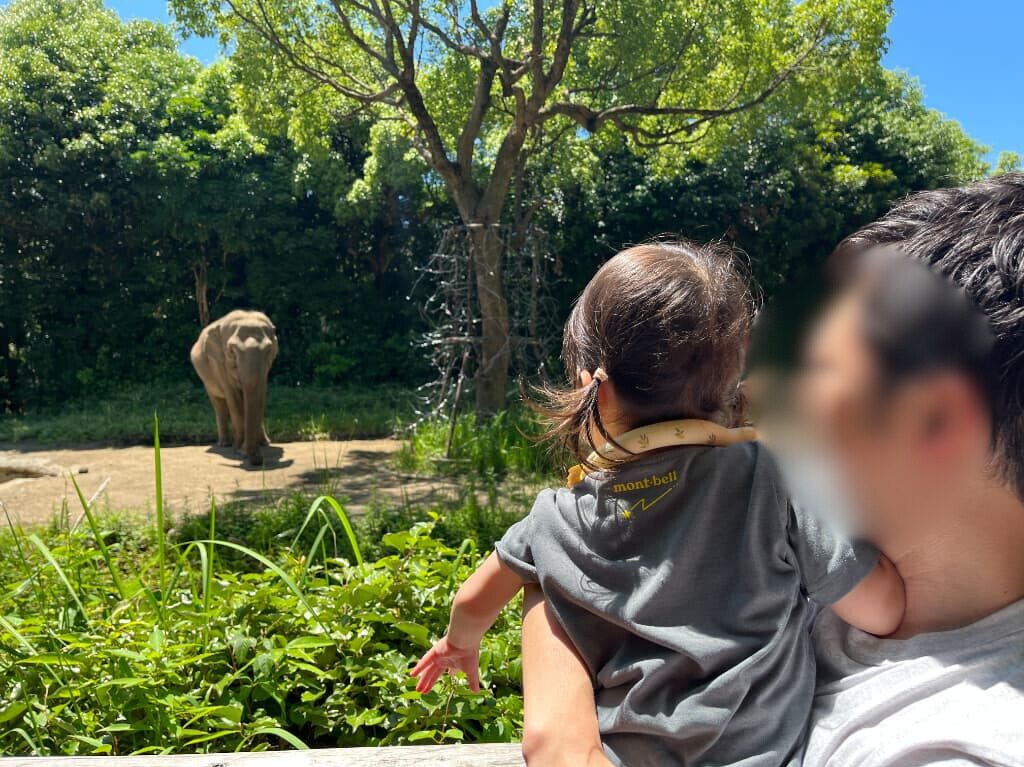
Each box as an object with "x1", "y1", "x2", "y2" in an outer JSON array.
[
  {"x1": 803, "y1": 598, "x2": 1024, "y2": 767},
  {"x1": 496, "y1": 442, "x2": 878, "y2": 767}
]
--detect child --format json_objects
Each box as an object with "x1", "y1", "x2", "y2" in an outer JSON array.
[{"x1": 411, "y1": 241, "x2": 904, "y2": 766}]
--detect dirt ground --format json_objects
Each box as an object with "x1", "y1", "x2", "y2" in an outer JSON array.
[{"x1": 0, "y1": 439, "x2": 461, "y2": 527}]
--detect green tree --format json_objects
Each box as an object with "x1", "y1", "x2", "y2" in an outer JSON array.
[
  {"x1": 545, "y1": 69, "x2": 986, "y2": 312},
  {"x1": 994, "y1": 151, "x2": 1023, "y2": 175},
  {"x1": 172, "y1": 0, "x2": 890, "y2": 413},
  {"x1": 0, "y1": 0, "x2": 199, "y2": 400},
  {"x1": 0, "y1": 0, "x2": 430, "y2": 408}
]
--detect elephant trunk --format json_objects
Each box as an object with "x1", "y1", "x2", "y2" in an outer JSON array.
[{"x1": 242, "y1": 380, "x2": 267, "y2": 465}]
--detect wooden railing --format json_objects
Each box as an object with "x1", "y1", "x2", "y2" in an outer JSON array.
[{"x1": 4, "y1": 744, "x2": 525, "y2": 766}]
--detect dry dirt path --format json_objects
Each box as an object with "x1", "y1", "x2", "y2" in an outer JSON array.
[{"x1": 0, "y1": 439, "x2": 460, "y2": 527}]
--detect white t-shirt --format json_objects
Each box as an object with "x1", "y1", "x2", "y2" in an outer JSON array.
[{"x1": 803, "y1": 598, "x2": 1024, "y2": 767}]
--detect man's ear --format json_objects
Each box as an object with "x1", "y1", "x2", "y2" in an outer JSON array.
[{"x1": 911, "y1": 372, "x2": 991, "y2": 465}]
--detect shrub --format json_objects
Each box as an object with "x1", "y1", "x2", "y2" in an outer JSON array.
[
  {"x1": 0, "y1": 438, "x2": 523, "y2": 755},
  {"x1": 356, "y1": 489, "x2": 528, "y2": 563}
]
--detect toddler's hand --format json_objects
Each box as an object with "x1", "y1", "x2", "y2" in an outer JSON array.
[{"x1": 410, "y1": 635, "x2": 481, "y2": 693}]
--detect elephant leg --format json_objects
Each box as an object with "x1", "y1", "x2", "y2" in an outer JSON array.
[
  {"x1": 259, "y1": 424, "x2": 270, "y2": 446},
  {"x1": 207, "y1": 393, "x2": 231, "y2": 447},
  {"x1": 241, "y1": 385, "x2": 266, "y2": 466}
]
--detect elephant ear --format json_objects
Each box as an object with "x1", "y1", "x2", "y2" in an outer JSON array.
[{"x1": 204, "y1": 321, "x2": 227, "y2": 361}]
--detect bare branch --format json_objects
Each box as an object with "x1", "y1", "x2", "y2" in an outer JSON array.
[
  {"x1": 477, "y1": 0, "x2": 589, "y2": 219},
  {"x1": 529, "y1": 0, "x2": 545, "y2": 84},
  {"x1": 326, "y1": 0, "x2": 399, "y2": 72},
  {"x1": 452, "y1": 3, "x2": 514, "y2": 174},
  {"x1": 365, "y1": 0, "x2": 470, "y2": 206},
  {"x1": 455, "y1": 61, "x2": 498, "y2": 174},
  {"x1": 469, "y1": 0, "x2": 493, "y2": 40},
  {"x1": 393, "y1": 0, "x2": 485, "y2": 57}
]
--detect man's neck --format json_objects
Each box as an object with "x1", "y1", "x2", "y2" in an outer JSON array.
[{"x1": 884, "y1": 481, "x2": 1024, "y2": 638}]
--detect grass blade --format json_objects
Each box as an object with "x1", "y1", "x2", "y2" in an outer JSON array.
[
  {"x1": 194, "y1": 540, "x2": 330, "y2": 634},
  {"x1": 153, "y1": 414, "x2": 166, "y2": 607},
  {"x1": 251, "y1": 727, "x2": 309, "y2": 750},
  {"x1": 70, "y1": 475, "x2": 129, "y2": 602},
  {"x1": 301, "y1": 523, "x2": 330, "y2": 582},
  {"x1": 26, "y1": 534, "x2": 89, "y2": 625},
  {"x1": 3, "y1": 727, "x2": 41, "y2": 753},
  {"x1": 204, "y1": 496, "x2": 216, "y2": 615},
  {"x1": 1, "y1": 502, "x2": 27, "y2": 571},
  {"x1": 311, "y1": 495, "x2": 363, "y2": 566},
  {"x1": 0, "y1": 615, "x2": 37, "y2": 654},
  {"x1": 449, "y1": 538, "x2": 477, "y2": 589}
]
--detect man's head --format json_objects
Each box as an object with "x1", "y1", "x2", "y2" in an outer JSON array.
[{"x1": 801, "y1": 174, "x2": 1024, "y2": 535}]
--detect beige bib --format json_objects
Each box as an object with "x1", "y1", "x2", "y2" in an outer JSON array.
[{"x1": 567, "y1": 419, "x2": 757, "y2": 487}]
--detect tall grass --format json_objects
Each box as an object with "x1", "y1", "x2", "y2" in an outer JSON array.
[
  {"x1": 0, "y1": 419, "x2": 524, "y2": 755},
  {"x1": 0, "y1": 383, "x2": 412, "y2": 444},
  {"x1": 395, "y1": 408, "x2": 557, "y2": 479}
]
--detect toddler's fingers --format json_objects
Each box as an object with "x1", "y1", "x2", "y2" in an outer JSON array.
[
  {"x1": 467, "y1": 665, "x2": 481, "y2": 693},
  {"x1": 410, "y1": 649, "x2": 436, "y2": 677},
  {"x1": 416, "y1": 667, "x2": 441, "y2": 693}
]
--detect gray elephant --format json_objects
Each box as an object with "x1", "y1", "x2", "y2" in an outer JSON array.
[{"x1": 190, "y1": 310, "x2": 278, "y2": 466}]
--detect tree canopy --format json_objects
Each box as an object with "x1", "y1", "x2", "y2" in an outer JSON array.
[
  {"x1": 0, "y1": 0, "x2": 993, "y2": 413},
  {"x1": 170, "y1": 0, "x2": 891, "y2": 412}
]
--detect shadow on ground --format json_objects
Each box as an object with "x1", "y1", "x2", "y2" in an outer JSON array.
[{"x1": 0, "y1": 439, "x2": 462, "y2": 526}]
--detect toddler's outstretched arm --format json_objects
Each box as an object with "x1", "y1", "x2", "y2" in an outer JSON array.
[{"x1": 411, "y1": 552, "x2": 524, "y2": 693}]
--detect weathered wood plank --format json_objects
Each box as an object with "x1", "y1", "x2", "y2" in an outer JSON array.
[{"x1": 3, "y1": 744, "x2": 525, "y2": 767}]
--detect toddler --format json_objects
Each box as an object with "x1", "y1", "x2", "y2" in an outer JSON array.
[{"x1": 412, "y1": 241, "x2": 904, "y2": 766}]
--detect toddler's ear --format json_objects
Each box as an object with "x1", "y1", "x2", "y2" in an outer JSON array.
[{"x1": 579, "y1": 370, "x2": 594, "y2": 387}]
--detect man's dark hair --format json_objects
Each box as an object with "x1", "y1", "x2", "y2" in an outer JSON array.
[{"x1": 839, "y1": 172, "x2": 1024, "y2": 499}]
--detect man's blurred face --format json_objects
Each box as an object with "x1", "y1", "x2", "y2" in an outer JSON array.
[
  {"x1": 799, "y1": 294, "x2": 877, "y2": 456},
  {"x1": 797, "y1": 290, "x2": 955, "y2": 537}
]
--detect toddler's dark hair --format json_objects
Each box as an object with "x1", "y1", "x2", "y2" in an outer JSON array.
[{"x1": 532, "y1": 239, "x2": 755, "y2": 466}]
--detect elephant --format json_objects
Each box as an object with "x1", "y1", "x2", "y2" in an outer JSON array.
[{"x1": 190, "y1": 310, "x2": 278, "y2": 466}]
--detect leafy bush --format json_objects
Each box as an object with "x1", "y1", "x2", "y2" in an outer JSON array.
[
  {"x1": 395, "y1": 408, "x2": 557, "y2": 479},
  {"x1": 172, "y1": 493, "x2": 330, "y2": 572},
  {"x1": 356, "y1": 489, "x2": 529, "y2": 563},
  {"x1": 0, "y1": 441, "x2": 523, "y2": 755},
  {"x1": 173, "y1": 483, "x2": 531, "y2": 570}
]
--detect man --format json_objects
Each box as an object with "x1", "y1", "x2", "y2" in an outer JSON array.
[{"x1": 518, "y1": 174, "x2": 1024, "y2": 766}]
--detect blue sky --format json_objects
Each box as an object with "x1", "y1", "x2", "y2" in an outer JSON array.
[
  {"x1": 884, "y1": 0, "x2": 1022, "y2": 163},
  {"x1": 26, "y1": 1, "x2": 1024, "y2": 164}
]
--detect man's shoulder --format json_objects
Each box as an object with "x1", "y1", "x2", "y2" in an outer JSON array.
[{"x1": 804, "y1": 605, "x2": 1024, "y2": 767}]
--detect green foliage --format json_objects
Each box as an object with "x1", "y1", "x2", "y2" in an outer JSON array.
[
  {"x1": 169, "y1": 0, "x2": 895, "y2": 413},
  {"x1": 174, "y1": 0, "x2": 890, "y2": 182},
  {"x1": 396, "y1": 409, "x2": 556, "y2": 480},
  {"x1": 0, "y1": 457, "x2": 524, "y2": 755},
  {"x1": 0, "y1": 383, "x2": 411, "y2": 443},
  {"x1": 0, "y1": 0, "x2": 433, "y2": 411},
  {"x1": 995, "y1": 151, "x2": 1023, "y2": 175},
  {"x1": 547, "y1": 70, "x2": 989, "y2": 303},
  {"x1": 356, "y1": 491, "x2": 529, "y2": 565},
  {"x1": 0, "y1": 0, "x2": 1000, "y2": 417}
]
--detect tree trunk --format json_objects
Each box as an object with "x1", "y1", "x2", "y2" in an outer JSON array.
[
  {"x1": 192, "y1": 258, "x2": 211, "y2": 328},
  {"x1": 468, "y1": 224, "x2": 511, "y2": 414}
]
